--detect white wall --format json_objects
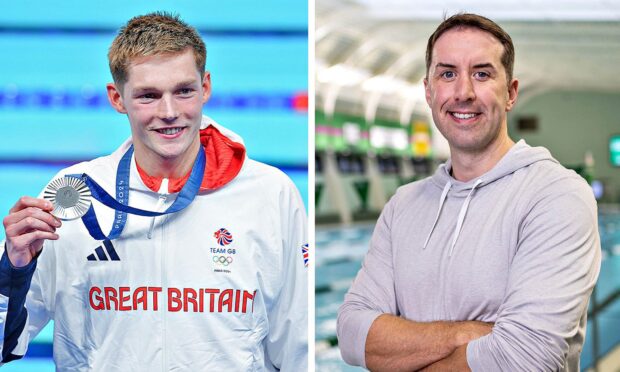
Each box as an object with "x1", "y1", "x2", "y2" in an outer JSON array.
[{"x1": 508, "y1": 90, "x2": 620, "y2": 202}]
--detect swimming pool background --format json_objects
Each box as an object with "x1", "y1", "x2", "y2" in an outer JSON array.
[{"x1": 0, "y1": 1, "x2": 307, "y2": 369}]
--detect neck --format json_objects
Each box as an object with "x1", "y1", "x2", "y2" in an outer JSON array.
[
  {"x1": 134, "y1": 139, "x2": 201, "y2": 179},
  {"x1": 450, "y1": 133, "x2": 514, "y2": 182}
]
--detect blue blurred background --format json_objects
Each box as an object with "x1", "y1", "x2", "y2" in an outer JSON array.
[{"x1": 0, "y1": 1, "x2": 307, "y2": 370}]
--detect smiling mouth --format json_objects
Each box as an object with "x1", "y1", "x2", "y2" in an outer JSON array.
[
  {"x1": 449, "y1": 112, "x2": 481, "y2": 120},
  {"x1": 154, "y1": 127, "x2": 184, "y2": 135}
]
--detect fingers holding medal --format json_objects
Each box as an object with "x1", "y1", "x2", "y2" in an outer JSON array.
[
  {"x1": 2, "y1": 176, "x2": 91, "y2": 268},
  {"x1": 3, "y1": 196, "x2": 62, "y2": 268}
]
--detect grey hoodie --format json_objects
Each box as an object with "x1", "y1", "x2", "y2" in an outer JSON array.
[{"x1": 337, "y1": 140, "x2": 601, "y2": 371}]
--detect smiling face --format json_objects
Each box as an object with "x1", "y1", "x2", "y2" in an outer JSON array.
[
  {"x1": 107, "y1": 48, "x2": 211, "y2": 177},
  {"x1": 424, "y1": 27, "x2": 518, "y2": 155}
]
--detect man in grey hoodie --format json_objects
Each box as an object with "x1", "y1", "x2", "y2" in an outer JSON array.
[{"x1": 337, "y1": 13, "x2": 601, "y2": 372}]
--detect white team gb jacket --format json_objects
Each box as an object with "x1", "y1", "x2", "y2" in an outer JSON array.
[{"x1": 0, "y1": 116, "x2": 308, "y2": 371}]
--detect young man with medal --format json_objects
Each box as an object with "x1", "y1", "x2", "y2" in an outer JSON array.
[{"x1": 1, "y1": 12, "x2": 308, "y2": 371}]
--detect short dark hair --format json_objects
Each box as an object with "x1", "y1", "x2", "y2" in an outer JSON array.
[
  {"x1": 425, "y1": 13, "x2": 515, "y2": 84},
  {"x1": 108, "y1": 11, "x2": 206, "y2": 88}
]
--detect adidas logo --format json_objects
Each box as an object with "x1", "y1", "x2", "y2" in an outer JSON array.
[{"x1": 87, "y1": 240, "x2": 120, "y2": 261}]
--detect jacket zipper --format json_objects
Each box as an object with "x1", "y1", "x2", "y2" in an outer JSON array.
[
  {"x1": 148, "y1": 180, "x2": 169, "y2": 239},
  {"x1": 147, "y1": 179, "x2": 169, "y2": 371},
  {"x1": 161, "y1": 210, "x2": 168, "y2": 372}
]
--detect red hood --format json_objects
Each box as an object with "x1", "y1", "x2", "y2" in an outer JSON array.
[{"x1": 137, "y1": 125, "x2": 246, "y2": 193}]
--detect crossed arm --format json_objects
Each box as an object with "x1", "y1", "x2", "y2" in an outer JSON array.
[
  {"x1": 338, "y1": 184, "x2": 600, "y2": 371},
  {"x1": 336, "y1": 199, "x2": 490, "y2": 371},
  {"x1": 364, "y1": 314, "x2": 492, "y2": 371}
]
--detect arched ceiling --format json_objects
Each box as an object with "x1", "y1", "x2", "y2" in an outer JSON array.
[{"x1": 316, "y1": 0, "x2": 620, "y2": 122}]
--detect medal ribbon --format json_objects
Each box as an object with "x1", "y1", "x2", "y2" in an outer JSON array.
[{"x1": 69, "y1": 145, "x2": 205, "y2": 241}]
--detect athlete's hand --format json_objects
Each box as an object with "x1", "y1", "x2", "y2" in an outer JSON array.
[{"x1": 3, "y1": 196, "x2": 61, "y2": 267}]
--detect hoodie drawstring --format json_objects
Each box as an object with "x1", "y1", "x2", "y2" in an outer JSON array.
[
  {"x1": 423, "y1": 179, "x2": 483, "y2": 256},
  {"x1": 448, "y1": 179, "x2": 483, "y2": 256},
  {"x1": 423, "y1": 181, "x2": 452, "y2": 249}
]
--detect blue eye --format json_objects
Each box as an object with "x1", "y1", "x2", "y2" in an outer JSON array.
[
  {"x1": 441, "y1": 71, "x2": 456, "y2": 79},
  {"x1": 178, "y1": 88, "x2": 194, "y2": 96},
  {"x1": 137, "y1": 93, "x2": 157, "y2": 102},
  {"x1": 474, "y1": 71, "x2": 490, "y2": 79}
]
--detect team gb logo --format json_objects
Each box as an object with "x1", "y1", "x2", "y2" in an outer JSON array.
[{"x1": 214, "y1": 228, "x2": 233, "y2": 246}]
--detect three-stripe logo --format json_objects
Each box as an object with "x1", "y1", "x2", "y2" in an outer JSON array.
[{"x1": 87, "y1": 240, "x2": 120, "y2": 261}]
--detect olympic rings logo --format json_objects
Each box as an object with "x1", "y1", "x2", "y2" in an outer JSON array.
[{"x1": 212, "y1": 255, "x2": 233, "y2": 266}]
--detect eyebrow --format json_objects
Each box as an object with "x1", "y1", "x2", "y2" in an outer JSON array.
[
  {"x1": 473, "y1": 63, "x2": 496, "y2": 70},
  {"x1": 435, "y1": 62, "x2": 496, "y2": 70},
  {"x1": 435, "y1": 63, "x2": 456, "y2": 69},
  {"x1": 174, "y1": 79, "x2": 201, "y2": 88},
  {"x1": 133, "y1": 79, "x2": 200, "y2": 93},
  {"x1": 434, "y1": 62, "x2": 497, "y2": 70}
]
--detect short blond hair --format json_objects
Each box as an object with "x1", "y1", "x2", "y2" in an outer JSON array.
[{"x1": 108, "y1": 12, "x2": 206, "y2": 88}]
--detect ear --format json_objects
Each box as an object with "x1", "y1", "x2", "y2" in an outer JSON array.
[
  {"x1": 424, "y1": 77, "x2": 431, "y2": 106},
  {"x1": 106, "y1": 83, "x2": 127, "y2": 114},
  {"x1": 201, "y1": 71, "x2": 212, "y2": 104},
  {"x1": 505, "y1": 78, "x2": 519, "y2": 112}
]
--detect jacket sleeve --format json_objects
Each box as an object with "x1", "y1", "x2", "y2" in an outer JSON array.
[
  {"x1": 0, "y1": 243, "x2": 52, "y2": 363},
  {"x1": 337, "y1": 199, "x2": 398, "y2": 368},
  {"x1": 467, "y1": 180, "x2": 601, "y2": 371},
  {"x1": 264, "y1": 177, "x2": 308, "y2": 371}
]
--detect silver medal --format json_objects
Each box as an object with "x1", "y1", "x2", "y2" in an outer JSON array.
[{"x1": 43, "y1": 176, "x2": 92, "y2": 220}]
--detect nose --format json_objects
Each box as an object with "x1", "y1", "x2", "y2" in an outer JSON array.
[
  {"x1": 157, "y1": 94, "x2": 179, "y2": 122},
  {"x1": 454, "y1": 75, "x2": 476, "y2": 102}
]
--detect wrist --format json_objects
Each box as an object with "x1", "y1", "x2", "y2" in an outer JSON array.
[
  {"x1": 453, "y1": 323, "x2": 470, "y2": 347},
  {"x1": 7, "y1": 250, "x2": 32, "y2": 268},
  {"x1": 1, "y1": 249, "x2": 37, "y2": 280},
  {"x1": 453, "y1": 321, "x2": 493, "y2": 347}
]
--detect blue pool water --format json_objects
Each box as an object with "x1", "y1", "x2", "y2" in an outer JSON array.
[{"x1": 0, "y1": 1, "x2": 307, "y2": 368}]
